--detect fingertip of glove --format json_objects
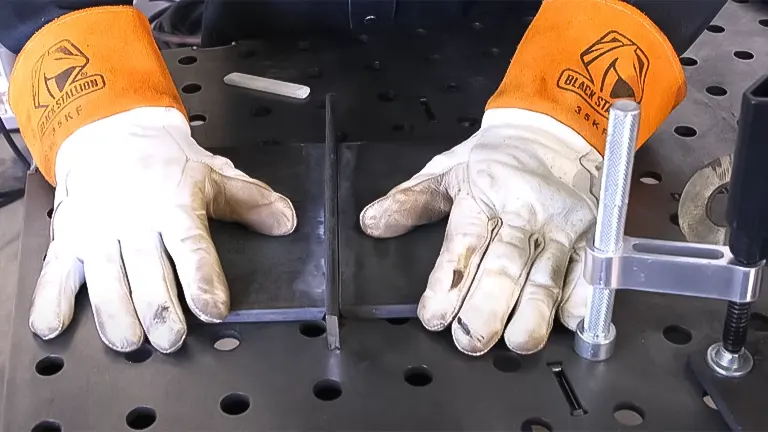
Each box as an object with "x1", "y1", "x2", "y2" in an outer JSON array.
[
  {"x1": 450, "y1": 319, "x2": 495, "y2": 356},
  {"x1": 149, "y1": 328, "x2": 187, "y2": 354},
  {"x1": 269, "y1": 194, "x2": 298, "y2": 236},
  {"x1": 359, "y1": 196, "x2": 410, "y2": 238},
  {"x1": 189, "y1": 295, "x2": 230, "y2": 324},
  {"x1": 503, "y1": 327, "x2": 548, "y2": 355},
  {"x1": 557, "y1": 307, "x2": 582, "y2": 332},
  {"x1": 29, "y1": 319, "x2": 64, "y2": 341},
  {"x1": 359, "y1": 198, "x2": 383, "y2": 235}
]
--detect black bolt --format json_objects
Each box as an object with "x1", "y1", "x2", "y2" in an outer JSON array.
[{"x1": 722, "y1": 301, "x2": 751, "y2": 353}]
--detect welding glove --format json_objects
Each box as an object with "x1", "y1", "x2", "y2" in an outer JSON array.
[
  {"x1": 360, "y1": 0, "x2": 686, "y2": 355},
  {"x1": 10, "y1": 7, "x2": 296, "y2": 353}
]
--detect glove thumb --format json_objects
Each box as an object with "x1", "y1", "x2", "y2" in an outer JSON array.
[
  {"x1": 360, "y1": 140, "x2": 474, "y2": 238},
  {"x1": 204, "y1": 156, "x2": 297, "y2": 236}
]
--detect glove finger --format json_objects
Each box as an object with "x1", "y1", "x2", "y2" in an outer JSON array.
[
  {"x1": 29, "y1": 240, "x2": 84, "y2": 340},
  {"x1": 120, "y1": 233, "x2": 187, "y2": 353},
  {"x1": 450, "y1": 226, "x2": 538, "y2": 356},
  {"x1": 360, "y1": 138, "x2": 476, "y2": 238},
  {"x1": 82, "y1": 240, "x2": 144, "y2": 352},
  {"x1": 206, "y1": 157, "x2": 296, "y2": 236},
  {"x1": 504, "y1": 237, "x2": 571, "y2": 354},
  {"x1": 360, "y1": 173, "x2": 455, "y2": 238},
  {"x1": 558, "y1": 246, "x2": 589, "y2": 331},
  {"x1": 161, "y1": 209, "x2": 230, "y2": 324},
  {"x1": 418, "y1": 194, "x2": 497, "y2": 332}
]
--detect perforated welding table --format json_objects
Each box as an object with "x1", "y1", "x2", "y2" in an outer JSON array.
[{"x1": 3, "y1": 1, "x2": 768, "y2": 431}]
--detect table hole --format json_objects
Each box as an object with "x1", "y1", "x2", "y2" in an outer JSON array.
[
  {"x1": 734, "y1": 50, "x2": 754, "y2": 61},
  {"x1": 378, "y1": 90, "x2": 397, "y2": 102},
  {"x1": 31, "y1": 420, "x2": 61, "y2": 432},
  {"x1": 306, "y1": 67, "x2": 322, "y2": 79},
  {"x1": 298, "y1": 41, "x2": 311, "y2": 51},
  {"x1": 708, "y1": 185, "x2": 728, "y2": 227},
  {"x1": 404, "y1": 365, "x2": 433, "y2": 387},
  {"x1": 46, "y1": 208, "x2": 53, "y2": 219},
  {"x1": 365, "y1": 60, "x2": 382, "y2": 71},
  {"x1": 181, "y1": 83, "x2": 202, "y2": 94},
  {"x1": 357, "y1": 34, "x2": 369, "y2": 43},
  {"x1": 520, "y1": 418, "x2": 552, "y2": 432},
  {"x1": 364, "y1": 15, "x2": 377, "y2": 24},
  {"x1": 385, "y1": 318, "x2": 410, "y2": 325},
  {"x1": 639, "y1": 172, "x2": 662, "y2": 185},
  {"x1": 189, "y1": 114, "x2": 207, "y2": 126},
  {"x1": 124, "y1": 344, "x2": 153, "y2": 364},
  {"x1": 703, "y1": 392, "x2": 718, "y2": 410},
  {"x1": 392, "y1": 123, "x2": 415, "y2": 133},
  {"x1": 177, "y1": 55, "x2": 197, "y2": 66},
  {"x1": 444, "y1": 83, "x2": 460, "y2": 93},
  {"x1": 493, "y1": 352, "x2": 522, "y2": 373},
  {"x1": 419, "y1": 98, "x2": 437, "y2": 122},
  {"x1": 35, "y1": 355, "x2": 64, "y2": 376},
  {"x1": 671, "y1": 192, "x2": 681, "y2": 202},
  {"x1": 662, "y1": 325, "x2": 692, "y2": 345},
  {"x1": 299, "y1": 321, "x2": 326, "y2": 338},
  {"x1": 220, "y1": 392, "x2": 250, "y2": 416},
  {"x1": 472, "y1": 22, "x2": 484, "y2": 30},
  {"x1": 426, "y1": 53, "x2": 441, "y2": 62},
  {"x1": 251, "y1": 105, "x2": 272, "y2": 117},
  {"x1": 613, "y1": 403, "x2": 644, "y2": 426},
  {"x1": 213, "y1": 330, "x2": 241, "y2": 351},
  {"x1": 483, "y1": 47, "x2": 500, "y2": 58},
  {"x1": 706, "y1": 24, "x2": 725, "y2": 33},
  {"x1": 680, "y1": 56, "x2": 698, "y2": 67},
  {"x1": 126, "y1": 406, "x2": 156, "y2": 430},
  {"x1": 749, "y1": 312, "x2": 768, "y2": 332},
  {"x1": 674, "y1": 125, "x2": 697, "y2": 138},
  {"x1": 313, "y1": 379, "x2": 342, "y2": 401},
  {"x1": 706, "y1": 85, "x2": 728, "y2": 97},
  {"x1": 237, "y1": 47, "x2": 255, "y2": 59},
  {"x1": 415, "y1": 28, "x2": 428, "y2": 36},
  {"x1": 457, "y1": 116, "x2": 479, "y2": 128},
  {"x1": 760, "y1": 19, "x2": 768, "y2": 28},
  {"x1": 670, "y1": 213, "x2": 680, "y2": 227}
]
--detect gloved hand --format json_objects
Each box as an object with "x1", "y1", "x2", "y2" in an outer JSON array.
[
  {"x1": 10, "y1": 7, "x2": 296, "y2": 353},
  {"x1": 360, "y1": 0, "x2": 686, "y2": 355},
  {"x1": 33, "y1": 108, "x2": 296, "y2": 353}
]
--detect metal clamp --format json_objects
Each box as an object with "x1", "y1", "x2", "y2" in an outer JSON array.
[{"x1": 583, "y1": 235, "x2": 763, "y2": 303}]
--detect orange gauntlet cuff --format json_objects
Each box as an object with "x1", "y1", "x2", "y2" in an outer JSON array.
[
  {"x1": 486, "y1": 0, "x2": 686, "y2": 153},
  {"x1": 9, "y1": 6, "x2": 186, "y2": 185}
]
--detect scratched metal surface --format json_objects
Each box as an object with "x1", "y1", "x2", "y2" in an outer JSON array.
[{"x1": 3, "y1": 1, "x2": 768, "y2": 431}]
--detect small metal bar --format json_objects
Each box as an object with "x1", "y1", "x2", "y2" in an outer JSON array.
[
  {"x1": 324, "y1": 93, "x2": 341, "y2": 351},
  {"x1": 583, "y1": 235, "x2": 763, "y2": 303}
]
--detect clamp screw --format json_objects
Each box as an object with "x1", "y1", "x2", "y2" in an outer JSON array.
[
  {"x1": 722, "y1": 301, "x2": 750, "y2": 353},
  {"x1": 706, "y1": 301, "x2": 754, "y2": 377}
]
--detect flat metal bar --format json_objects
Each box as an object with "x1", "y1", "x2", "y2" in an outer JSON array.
[
  {"x1": 325, "y1": 93, "x2": 341, "y2": 350},
  {"x1": 584, "y1": 235, "x2": 763, "y2": 302}
]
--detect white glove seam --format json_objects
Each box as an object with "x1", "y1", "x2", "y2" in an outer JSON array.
[
  {"x1": 446, "y1": 217, "x2": 502, "y2": 333},
  {"x1": 153, "y1": 235, "x2": 188, "y2": 339},
  {"x1": 421, "y1": 216, "x2": 500, "y2": 332}
]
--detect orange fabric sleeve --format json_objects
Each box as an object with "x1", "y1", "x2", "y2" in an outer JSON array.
[
  {"x1": 9, "y1": 6, "x2": 186, "y2": 185},
  {"x1": 486, "y1": 0, "x2": 686, "y2": 153}
]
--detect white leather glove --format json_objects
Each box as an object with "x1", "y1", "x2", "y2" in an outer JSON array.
[
  {"x1": 30, "y1": 107, "x2": 296, "y2": 353},
  {"x1": 360, "y1": 109, "x2": 601, "y2": 355}
]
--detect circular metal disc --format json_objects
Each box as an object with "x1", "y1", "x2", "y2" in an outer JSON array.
[{"x1": 678, "y1": 154, "x2": 732, "y2": 245}]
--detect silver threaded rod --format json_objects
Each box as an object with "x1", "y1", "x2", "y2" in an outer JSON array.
[{"x1": 575, "y1": 99, "x2": 640, "y2": 361}]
